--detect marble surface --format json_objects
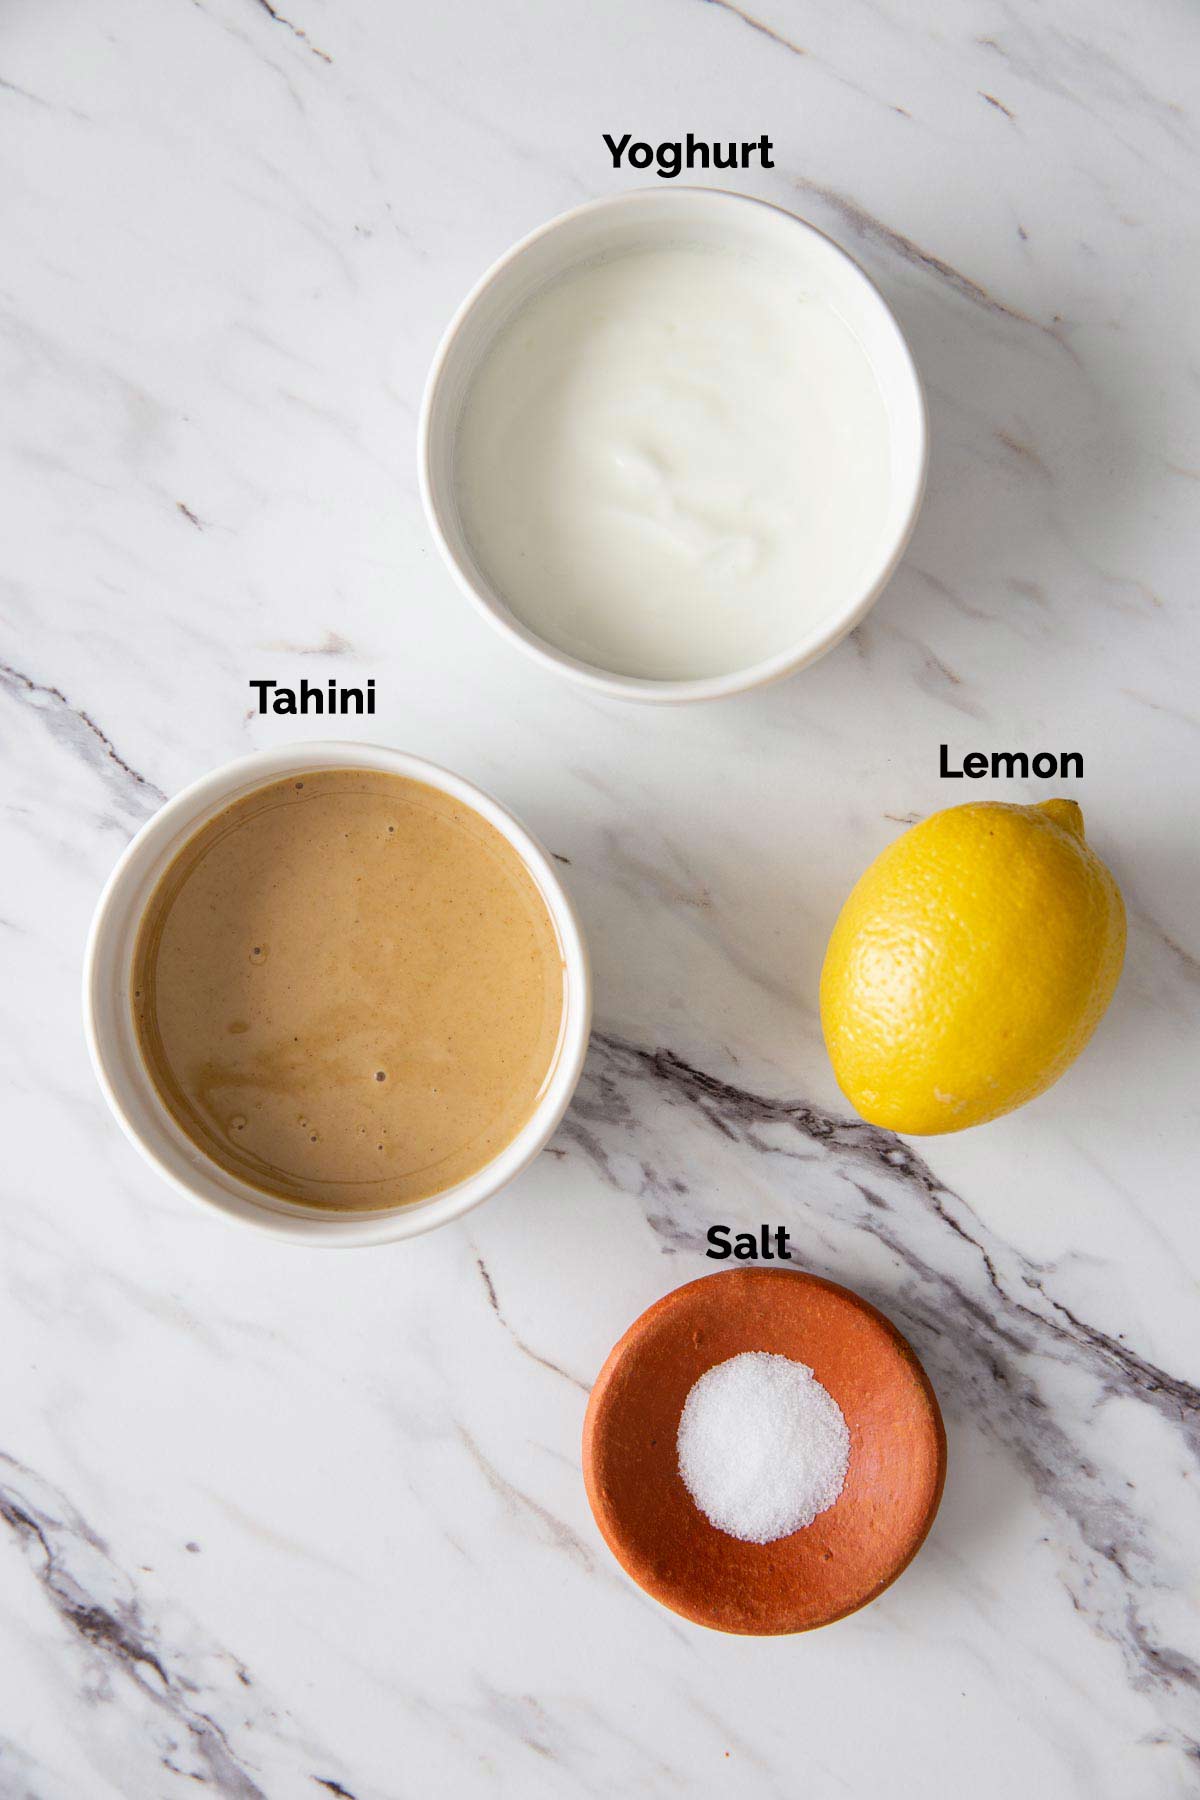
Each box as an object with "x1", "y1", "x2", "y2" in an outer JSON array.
[{"x1": 2, "y1": 0, "x2": 1198, "y2": 1793}]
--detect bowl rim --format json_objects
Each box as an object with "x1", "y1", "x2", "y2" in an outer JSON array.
[
  {"x1": 82, "y1": 742, "x2": 592, "y2": 1247},
  {"x1": 419, "y1": 186, "x2": 929, "y2": 705}
]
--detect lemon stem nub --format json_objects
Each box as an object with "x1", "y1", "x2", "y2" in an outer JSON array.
[{"x1": 1038, "y1": 798, "x2": 1084, "y2": 839}]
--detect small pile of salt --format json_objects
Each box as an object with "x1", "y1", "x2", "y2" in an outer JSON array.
[{"x1": 676, "y1": 1351, "x2": 850, "y2": 1544}]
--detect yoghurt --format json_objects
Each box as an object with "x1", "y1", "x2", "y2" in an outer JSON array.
[{"x1": 454, "y1": 242, "x2": 894, "y2": 682}]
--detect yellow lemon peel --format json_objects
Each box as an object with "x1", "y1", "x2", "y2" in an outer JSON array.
[{"x1": 819, "y1": 800, "x2": 1125, "y2": 1135}]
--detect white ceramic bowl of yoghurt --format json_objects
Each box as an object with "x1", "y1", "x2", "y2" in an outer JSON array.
[
  {"x1": 83, "y1": 743, "x2": 592, "y2": 1247},
  {"x1": 420, "y1": 188, "x2": 927, "y2": 704}
]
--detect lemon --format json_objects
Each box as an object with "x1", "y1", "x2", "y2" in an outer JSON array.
[{"x1": 819, "y1": 800, "x2": 1125, "y2": 1134}]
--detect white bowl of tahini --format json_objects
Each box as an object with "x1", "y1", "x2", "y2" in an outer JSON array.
[
  {"x1": 83, "y1": 743, "x2": 591, "y2": 1247},
  {"x1": 420, "y1": 188, "x2": 927, "y2": 705}
]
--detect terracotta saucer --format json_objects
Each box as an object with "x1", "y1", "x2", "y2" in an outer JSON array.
[{"x1": 583, "y1": 1267, "x2": 946, "y2": 1635}]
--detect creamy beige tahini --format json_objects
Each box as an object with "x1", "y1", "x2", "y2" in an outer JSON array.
[{"x1": 132, "y1": 770, "x2": 565, "y2": 1211}]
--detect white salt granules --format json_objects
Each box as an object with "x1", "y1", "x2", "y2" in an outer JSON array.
[{"x1": 676, "y1": 1351, "x2": 850, "y2": 1544}]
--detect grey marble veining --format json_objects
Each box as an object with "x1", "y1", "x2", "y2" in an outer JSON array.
[{"x1": 564, "y1": 1034, "x2": 1200, "y2": 1759}]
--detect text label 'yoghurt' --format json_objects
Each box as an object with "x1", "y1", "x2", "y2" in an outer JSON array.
[{"x1": 603, "y1": 132, "x2": 774, "y2": 180}]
